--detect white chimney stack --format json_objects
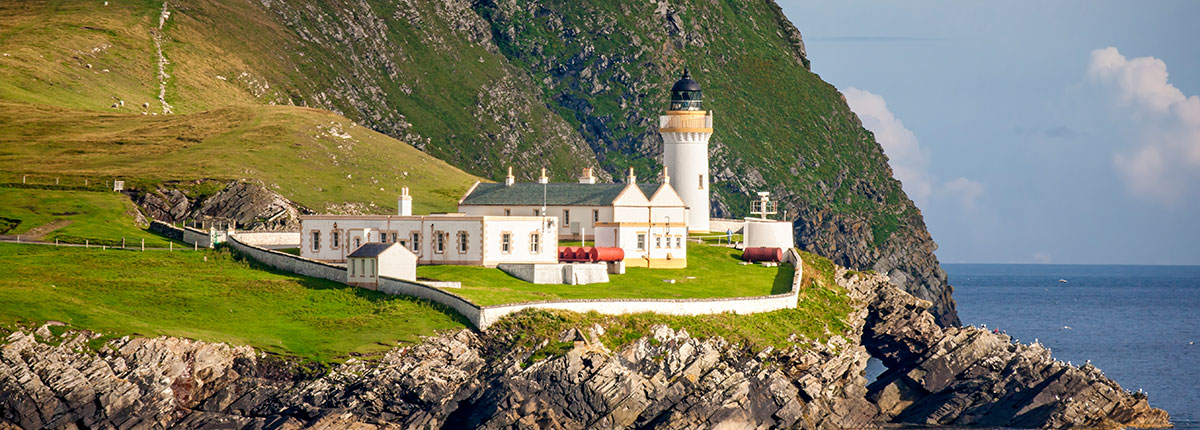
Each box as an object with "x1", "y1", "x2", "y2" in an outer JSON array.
[
  {"x1": 505, "y1": 166, "x2": 515, "y2": 186},
  {"x1": 627, "y1": 167, "x2": 637, "y2": 184},
  {"x1": 661, "y1": 165, "x2": 670, "y2": 183},
  {"x1": 579, "y1": 167, "x2": 596, "y2": 184},
  {"x1": 538, "y1": 167, "x2": 549, "y2": 184},
  {"x1": 398, "y1": 186, "x2": 412, "y2": 216}
]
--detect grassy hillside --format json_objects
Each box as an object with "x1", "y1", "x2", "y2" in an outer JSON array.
[
  {"x1": 0, "y1": 243, "x2": 466, "y2": 361},
  {"x1": 0, "y1": 101, "x2": 480, "y2": 214},
  {"x1": 0, "y1": 186, "x2": 177, "y2": 247}
]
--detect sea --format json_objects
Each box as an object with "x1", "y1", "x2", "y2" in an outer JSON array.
[{"x1": 946, "y1": 264, "x2": 1200, "y2": 429}]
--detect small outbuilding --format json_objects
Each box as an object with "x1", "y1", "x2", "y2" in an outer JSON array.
[{"x1": 346, "y1": 242, "x2": 417, "y2": 287}]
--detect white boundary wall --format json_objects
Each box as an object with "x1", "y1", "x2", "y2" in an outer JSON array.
[{"x1": 228, "y1": 232, "x2": 803, "y2": 330}]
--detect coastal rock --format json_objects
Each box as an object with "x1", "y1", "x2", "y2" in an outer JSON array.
[{"x1": 843, "y1": 269, "x2": 1171, "y2": 429}]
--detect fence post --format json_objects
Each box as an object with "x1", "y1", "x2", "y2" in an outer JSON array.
[
  {"x1": 86, "y1": 239, "x2": 89, "y2": 248},
  {"x1": 170, "y1": 242, "x2": 173, "y2": 251},
  {"x1": 122, "y1": 237, "x2": 126, "y2": 248},
  {"x1": 22, "y1": 175, "x2": 26, "y2": 184},
  {"x1": 141, "y1": 238, "x2": 145, "y2": 251},
  {"x1": 15, "y1": 235, "x2": 18, "y2": 243},
  {"x1": 56, "y1": 238, "x2": 59, "y2": 246}
]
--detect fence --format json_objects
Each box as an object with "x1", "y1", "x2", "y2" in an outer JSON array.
[{"x1": 227, "y1": 233, "x2": 805, "y2": 330}]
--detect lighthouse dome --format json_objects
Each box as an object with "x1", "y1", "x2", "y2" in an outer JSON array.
[{"x1": 669, "y1": 69, "x2": 703, "y2": 111}]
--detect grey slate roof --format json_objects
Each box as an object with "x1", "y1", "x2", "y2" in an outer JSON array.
[
  {"x1": 347, "y1": 242, "x2": 394, "y2": 258},
  {"x1": 460, "y1": 182, "x2": 663, "y2": 206}
]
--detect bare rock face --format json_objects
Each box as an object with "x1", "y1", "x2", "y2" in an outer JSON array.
[
  {"x1": 845, "y1": 269, "x2": 1171, "y2": 429},
  {"x1": 130, "y1": 180, "x2": 302, "y2": 231}
]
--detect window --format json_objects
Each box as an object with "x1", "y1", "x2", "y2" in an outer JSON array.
[
  {"x1": 457, "y1": 231, "x2": 469, "y2": 253},
  {"x1": 593, "y1": 209, "x2": 599, "y2": 223},
  {"x1": 636, "y1": 233, "x2": 646, "y2": 251},
  {"x1": 399, "y1": 239, "x2": 408, "y2": 249},
  {"x1": 563, "y1": 209, "x2": 570, "y2": 226},
  {"x1": 676, "y1": 236, "x2": 682, "y2": 248},
  {"x1": 434, "y1": 231, "x2": 445, "y2": 254},
  {"x1": 353, "y1": 237, "x2": 361, "y2": 249},
  {"x1": 311, "y1": 231, "x2": 320, "y2": 251},
  {"x1": 349, "y1": 259, "x2": 355, "y2": 276},
  {"x1": 698, "y1": 174, "x2": 704, "y2": 189},
  {"x1": 656, "y1": 235, "x2": 662, "y2": 249},
  {"x1": 501, "y1": 232, "x2": 513, "y2": 254},
  {"x1": 332, "y1": 230, "x2": 340, "y2": 249},
  {"x1": 409, "y1": 232, "x2": 420, "y2": 254},
  {"x1": 530, "y1": 232, "x2": 541, "y2": 254},
  {"x1": 380, "y1": 232, "x2": 390, "y2": 243},
  {"x1": 533, "y1": 209, "x2": 539, "y2": 216},
  {"x1": 504, "y1": 209, "x2": 511, "y2": 216}
]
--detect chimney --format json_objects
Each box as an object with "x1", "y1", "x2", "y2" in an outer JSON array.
[
  {"x1": 579, "y1": 167, "x2": 596, "y2": 184},
  {"x1": 661, "y1": 165, "x2": 670, "y2": 184},
  {"x1": 538, "y1": 167, "x2": 549, "y2": 184},
  {"x1": 363, "y1": 227, "x2": 373, "y2": 243},
  {"x1": 398, "y1": 186, "x2": 412, "y2": 216},
  {"x1": 505, "y1": 166, "x2": 515, "y2": 186},
  {"x1": 627, "y1": 167, "x2": 637, "y2": 184}
]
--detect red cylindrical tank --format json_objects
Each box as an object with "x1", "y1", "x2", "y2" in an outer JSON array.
[
  {"x1": 742, "y1": 247, "x2": 783, "y2": 263},
  {"x1": 576, "y1": 246, "x2": 597, "y2": 262},
  {"x1": 594, "y1": 247, "x2": 624, "y2": 262},
  {"x1": 559, "y1": 246, "x2": 577, "y2": 261}
]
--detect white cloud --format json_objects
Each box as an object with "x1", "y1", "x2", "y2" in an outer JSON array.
[
  {"x1": 844, "y1": 87, "x2": 983, "y2": 210},
  {"x1": 1087, "y1": 46, "x2": 1200, "y2": 205}
]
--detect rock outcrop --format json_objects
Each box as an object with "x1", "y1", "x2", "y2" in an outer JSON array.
[
  {"x1": 131, "y1": 180, "x2": 303, "y2": 231},
  {"x1": 0, "y1": 267, "x2": 1168, "y2": 429},
  {"x1": 848, "y1": 270, "x2": 1170, "y2": 429},
  {"x1": 0, "y1": 324, "x2": 873, "y2": 429}
]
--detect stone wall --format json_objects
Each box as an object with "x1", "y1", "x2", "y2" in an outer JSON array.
[
  {"x1": 235, "y1": 231, "x2": 300, "y2": 248},
  {"x1": 149, "y1": 220, "x2": 217, "y2": 248},
  {"x1": 230, "y1": 234, "x2": 805, "y2": 330},
  {"x1": 227, "y1": 234, "x2": 346, "y2": 283}
]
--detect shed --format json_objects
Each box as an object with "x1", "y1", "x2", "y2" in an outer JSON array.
[{"x1": 346, "y1": 242, "x2": 417, "y2": 287}]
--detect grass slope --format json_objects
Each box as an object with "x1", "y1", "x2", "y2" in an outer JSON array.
[
  {"x1": 419, "y1": 243, "x2": 793, "y2": 306},
  {"x1": 0, "y1": 101, "x2": 481, "y2": 214},
  {"x1": 0, "y1": 186, "x2": 174, "y2": 247},
  {"x1": 0, "y1": 242, "x2": 466, "y2": 361}
]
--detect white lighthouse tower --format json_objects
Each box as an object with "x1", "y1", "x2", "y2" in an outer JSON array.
[{"x1": 660, "y1": 69, "x2": 713, "y2": 233}]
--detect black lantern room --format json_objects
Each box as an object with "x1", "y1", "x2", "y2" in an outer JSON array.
[{"x1": 669, "y1": 68, "x2": 702, "y2": 111}]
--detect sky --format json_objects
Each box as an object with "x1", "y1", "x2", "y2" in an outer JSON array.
[{"x1": 777, "y1": 1, "x2": 1200, "y2": 265}]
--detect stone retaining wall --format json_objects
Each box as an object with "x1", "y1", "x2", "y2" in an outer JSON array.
[
  {"x1": 235, "y1": 231, "x2": 300, "y2": 248},
  {"x1": 149, "y1": 220, "x2": 216, "y2": 248},
  {"x1": 228, "y1": 233, "x2": 804, "y2": 330}
]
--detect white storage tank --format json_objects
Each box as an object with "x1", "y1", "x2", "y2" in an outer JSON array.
[{"x1": 743, "y1": 218, "x2": 794, "y2": 250}]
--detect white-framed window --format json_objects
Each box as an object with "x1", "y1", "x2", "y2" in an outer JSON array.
[
  {"x1": 530, "y1": 232, "x2": 541, "y2": 254},
  {"x1": 457, "y1": 231, "x2": 469, "y2": 253},
  {"x1": 636, "y1": 233, "x2": 646, "y2": 251},
  {"x1": 398, "y1": 239, "x2": 408, "y2": 249},
  {"x1": 656, "y1": 235, "x2": 662, "y2": 249},
  {"x1": 350, "y1": 259, "x2": 357, "y2": 276},
  {"x1": 533, "y1": 209, "x2": 539, "y2": 216},
  {"x1": 563, "y1": 209, "x2": 570, "y2": 226},
  {"x1": 310, "y1": 231, "x2": 320, "y2": 251},
  {"x1": 353, "y1": 237, "x2": 362, "y2": 249},
  {"x1": 331, "y1": 230, "x2": 341, "y2": 249},
  {"x1": 501, "y1": 232, "x2": 513, "y2": 254},
  {"x1": 593, "y1": 209, "x2": 599, "y2": 223},
  {"x1": 676, "y1": 236, "x2": 682, "y2": 248},
  {"x1": 434, "y1": 231, "x2": 445, "y2": 254},
  {"x1": 409, "y1": 231, "x2": 420, "y2": 254},
  {"x1": 504, "y1": 208, "x2": 511, "y2": 216}
]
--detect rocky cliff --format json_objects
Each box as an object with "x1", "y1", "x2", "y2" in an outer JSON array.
[{"x1": 0, "y1": 269, "x2": 1165, "y2": 429}]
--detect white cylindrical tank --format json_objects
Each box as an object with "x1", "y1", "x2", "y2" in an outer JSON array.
[{"x1": 743, "y1": 218, "x2": 794, "y2": 250}]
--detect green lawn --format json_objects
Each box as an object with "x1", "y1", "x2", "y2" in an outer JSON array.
[
  {"x1": 0, "y1": 186, "x2": 178, "y2": 247},
  {"x1": 0, "y1": 243, "x2": 466, "y2": 361},
  {"x1": 418, "y1": 243, "x2": 794, "y2": 306},
  {"x1": 488, "y1": 250, "x2": 853, "y2": 353}
]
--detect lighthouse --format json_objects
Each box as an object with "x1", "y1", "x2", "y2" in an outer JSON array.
[{"x1": 659, "y1": 69, "x2": 713, "y2": 233}]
